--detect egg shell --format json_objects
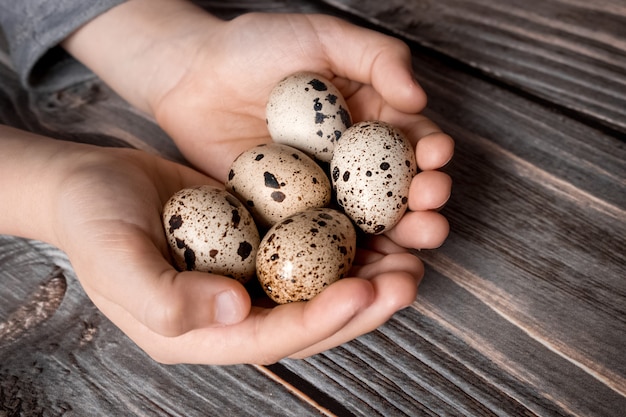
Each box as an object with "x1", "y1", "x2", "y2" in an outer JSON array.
[
  {"x1": 266, "y1": 72, "x2": 352, "y2": 162},
  {"x1": 256, "y1": 208, "x2": 356, "y2": 304},
  {"x1": 162, "y1": 185, "x2": 260, "y2": 284},
  {"x1": 330, "y1": 121, "x2": 417, "y2": 235},
  {"x1": 226, "y1": 143, "x2": 331, "y2": 229}
]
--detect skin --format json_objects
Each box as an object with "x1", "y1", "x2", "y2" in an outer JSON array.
[{"x1": 0, "y1": 0, "x2": 453, "y2": 364}]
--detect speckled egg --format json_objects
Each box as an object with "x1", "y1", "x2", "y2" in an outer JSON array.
[
  {"x1": 162, "y1": 185, "x2": 260, "y2": 284},
  {"x1": 266, "y1": 72, "x2": 352, "y2": 162},
  {"x1": 226, "y1": 143, "x2": 331, "y2": 229},
  {"x1": 256, "y1": 208, "x2": 356, "y2": 304},
  {"x1": 330, "y1": 121, "x2": 417, "y2": 234}
]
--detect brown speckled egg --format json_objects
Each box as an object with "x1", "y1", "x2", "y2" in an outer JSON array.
[
  {"x1": 266, "y1": 72, "x2": 352, "y2": 162},
  {"x1": 330, "y1": 121, "x2": 417, "y2": 235},
  {"x1": 162, "y1": 185, "x2": 260, "y2": 284},
  {"x1": 226, "y1": 143, "x2": 331, "y2": 229},
  {"x1": 256, "y1": 208, "x2": 356, "y2": 304}
]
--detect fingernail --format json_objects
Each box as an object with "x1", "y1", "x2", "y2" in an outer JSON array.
[{"x1": 214, "y1": 290, "x2": 241, "y2": 325}]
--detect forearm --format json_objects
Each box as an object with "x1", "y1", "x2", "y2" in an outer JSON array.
[
  {"x1": 0, "y1": 126, "x2": 74, "y2": 246},
  {"x1": 61, "y1": 0, "x2": 224, "y2": 115}
]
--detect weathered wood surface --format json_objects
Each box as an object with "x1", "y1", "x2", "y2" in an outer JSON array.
[
  {"x1": 322, "y1": 0, "x2": 626, "y2": 135},
  {"x1": 1, "y1": 0, "x2": 625, "y2": 416}
]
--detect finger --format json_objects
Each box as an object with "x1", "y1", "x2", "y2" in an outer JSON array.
[
  {"x1": 291, "y1": 256, "x2": 423, "y2": 359},
  {"x1": 313, "y1": 16, "x2": 427, "y2": 114},
  {"x1": 78, "y1": 229, "x2": 252, "y2": 337},
  {"x1": 415, "y1": 132, "x2": 454, "y2": 171},
  {"x1": 384, "y1": 211, "x2": 450, "y2": 249},
  {"x1": 352, "y1": 234, "x2": 408, "y2": 266},
  {"x1": 378, "y1": 113, "x2": 454, "y2": 171},
  {"x1": 90, "y1": 276, "x2": 375, "y2": 365},
  {"x1": 409, "y1": 171, "x2": 452, "y2": 211},
  {"x1": 352, "y1": 249, "x2": 422, "y2": 281}
]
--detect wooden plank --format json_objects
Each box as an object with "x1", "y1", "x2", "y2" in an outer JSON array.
[
  {"x1": 1, "y1": 0, "x2": 624, "y2": 415},
  {"x1": 0, "y1": 237, "x2": 332, "y2": 416},
  {"x1": 321, "y1": 0, "x2": 626, "y2": 134},
  {"x1": 274, "y1": 47, "x2": 626, "y2": 416}
]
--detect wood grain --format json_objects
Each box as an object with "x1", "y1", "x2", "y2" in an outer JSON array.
[
  {"x1": 1, "y1": 0, "x2": 625, "y2": 416},
  {"x1": 276, "y1": 50, "x2": 626, "y2": 417},
  {"x1": 321, "y1": 0, "x2": 626, "y2": 135}
]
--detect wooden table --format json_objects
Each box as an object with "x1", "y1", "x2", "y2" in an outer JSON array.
[{"x1": 1, "y1": 1, "x2": 624, "y2": 415}]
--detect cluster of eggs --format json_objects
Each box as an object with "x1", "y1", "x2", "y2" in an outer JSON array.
[{"x1": 162, "y1": 72, "x2": 417, "y2": 304}]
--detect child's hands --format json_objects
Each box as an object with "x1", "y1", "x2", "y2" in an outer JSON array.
[
  {"x1": 58, "y1": 0, "x2": 454, "y2": 362},
  {"x1": 0, "y1": 128, "x2": 425, "y2": 364}
]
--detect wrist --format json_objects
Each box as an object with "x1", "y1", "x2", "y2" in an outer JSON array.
[
  {"x1": 0, "y1": 126, "x2": 81, "y2": 248},
  {"x1": 61, "y1": 0, "x2": 224, "y2": 115}
]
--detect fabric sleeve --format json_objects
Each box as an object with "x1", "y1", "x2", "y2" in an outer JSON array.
[{"x1": 0, "y1": 0, "x2": 127, "y2": 92}]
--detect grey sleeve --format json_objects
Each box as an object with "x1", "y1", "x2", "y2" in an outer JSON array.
[{"x1": 0, "y1": 0, "x2": 127, "y2": 92}]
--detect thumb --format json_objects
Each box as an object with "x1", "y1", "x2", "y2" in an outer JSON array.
[
  {"x1": 141, "y1": 269, "x2": 252, "y2": 335},
  {"x1": 76, "y1": 230, "x2": 252, "y2": 338}
]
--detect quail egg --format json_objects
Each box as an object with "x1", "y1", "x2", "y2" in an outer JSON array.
[
  {"x1": 162, "y1": 185, "x2": 260, "y2": 283},
  {"x1": 331, "y1": 121, "x2": 417, "y2": 234},
  {"x1": 226, "y1": 143, "x2": 331, "y2": 229},
  {"x1": 266, "y1": 72, "x2": 352, "y2": 162},
  {"x1": 256, "y1": 208, "x2": 356, "y2": 304}
]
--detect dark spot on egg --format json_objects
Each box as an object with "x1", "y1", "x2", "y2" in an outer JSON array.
[
  {"x1": 318, "y1": 212, "x2": 333, "y2": 220},
  {"x1": 231, "y1": 210, "x2": 241, "y2": 228},
  {"x1": 339, "y1": 246, "x2": 348, "y2": 255},
  {"x1": 271, "y1": 191, "x2": 286, "y2": 202},
  {"x1": 317, "y1": 130, "x2": 323, "y2": 137},
  {"x1": 264, "y1": 171, "x2": 281, "y2": 189},
  {"x1": 402, "y1": 196, "x2": 408, "y2": 204},
  {"x1": 338, "y1": 106, "x2": 351, "y2": 128},
  {"x1": 168, "y1": 214, "x2": 183, "y2": 233},
  {"x1": 387, "y1": 191, "x2": 393, "y2": 197},
  {"x1": 374, "y1": 225, "x2": 386, "y2": 234},
  {"x1": 238, "y1": 241, "x2": 253, "y2": 261},
  {"x1": 255, "y1": 154, "x2": 265, "y2": 161},
  {"x1": 292, "y1": 153, "x2": 300, "y2": 160},
  {"x1": 313, "y1": 98, "x2": 323, "y2": 111},
  {"x1": 380, "y1": 162, "x2": 390, "y2": 170},
  {"x1": 270, "y1": 253, "x2": 279, "y2": 261},
  {"x1": 210, "y1": 249, "x2": 218, "y2": 258},
  {"x1": 183, "y1": 247, "x2": 196, "y2": 270},
  {"x1": 325, "y1": 94, "x2": 337, "y2": 105},
  {"x1": 315, "y1": 112, "x2": 328, "y2": 124},
  {"x1": 228, "y1": 169, "x2": 235, "y2": 181},
  {"x1": 333, "y1": 130, "x2": 342, "y2": 142},
  {"x1": 343, "y1": 171, "x2": 350, "y2": 182},
  {"x1": 308, "y1": 78, "x2": 328, "y2": 91},
  {"x1": 332, "y1": 166, "x2": 340, "y2": 182},
  {"x1": 247, "y1": 200, "x2": 254, "y2": 207},
  {"x1": 405, "y1": 160, "x2": 411, "y2": 167},
  {"x1": 366, "y1": 170, "x2": 372, "y2": 177},
  {"x1": 175, "y1": 238, "x2": 186, "y2": 250}
]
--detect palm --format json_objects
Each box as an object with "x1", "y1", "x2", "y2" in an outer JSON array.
[
  {"x1": 55, "y1": 146, "x2": 421, "y2": 363},
  {"x1": 154, "y1": 13, "x2": 420, "y2": 182}
]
